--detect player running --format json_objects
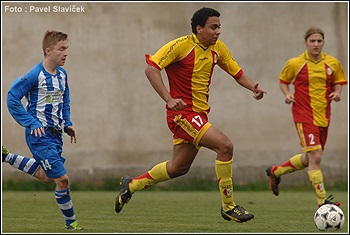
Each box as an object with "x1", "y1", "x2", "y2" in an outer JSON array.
[
  {"x1": 114, "y1": 7, "x2": 266, "y2": 222},
  {"x1": 266, "y1": 26, "x2": 347, "y2": 207}
]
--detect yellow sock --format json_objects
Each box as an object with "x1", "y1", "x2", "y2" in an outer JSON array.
[
  {"x1": 215, "y1": 159, "x2": 235, "y2": 211},
  {"x1": 308, "y1": 169, "x2": 326, "y2": 206},
  {"x1": 129, "y1": 161, "x2": 171, "y2": 193},
  {"x1": 274, "y1": 154, "x2": 305, "y2": 177}
]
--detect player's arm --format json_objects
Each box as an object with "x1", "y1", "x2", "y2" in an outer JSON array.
[
  {"x1": 7, "y1": 76, "x2": 42, "y2": 129},
  {"x1": 235, "y1": 73, "x2": 266, "y2": 100},
  {"x1": 145, "y1": 65, "x2": 186, "y2": 111},
  {"x1": 279, "y1": 81, "x2": 295, "y2": 104},
  {"x1": 329, "y1": 84, "x2": 342, "y2": 102}
]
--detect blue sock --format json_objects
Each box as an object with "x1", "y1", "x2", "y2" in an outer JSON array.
[
  {"x1": 55, "y1": 188, "x2": 76, "y2": 226},
  {"x1": 5, "y1": 153, "x2": 39, "y2": 176}
]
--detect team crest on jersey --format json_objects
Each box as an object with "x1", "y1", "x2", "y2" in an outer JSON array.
[{"x1": 326, "y1": 67, "x2": 332, "y2": 76}]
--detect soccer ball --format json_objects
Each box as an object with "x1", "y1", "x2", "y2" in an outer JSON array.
[{"x1": 314, "y1": 204, "x2": 345, "y2": 231}]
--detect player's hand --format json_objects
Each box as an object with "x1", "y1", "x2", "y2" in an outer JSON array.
[
  {"x1": 31, "y1": 127, "x2": 45, "y2": 137},
  {"x1": 285, "y1": 94, "x2": 295, "y2": 104},
  {"x1": 329, "y1": 92, "x2": 341, "y2": 102},
  {"x1": 65, "y1": 126, "x2": 77, "y2": 143},
  {"x1": 252, "y1": 82, "x2": 267, "y2": 100},
  {"x1": 167, "y1": 98, "x2": 187, "y2": 111}
]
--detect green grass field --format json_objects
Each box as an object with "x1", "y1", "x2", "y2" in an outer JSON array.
[{"x1": 1, "y1": 190, "x2": 348, "y2": 233}]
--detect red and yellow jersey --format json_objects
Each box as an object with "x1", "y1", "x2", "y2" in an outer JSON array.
[
  {"x1": 280, "y1": 51, "x2": 347, "y2": 127},
  {"x1": 145, "y1": 34, "x2": 243, "y2": 114}
]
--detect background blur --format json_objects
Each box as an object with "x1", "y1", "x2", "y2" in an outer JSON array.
[{"x1": 1, "y1": 1, "x2": 348, "y2": 187}]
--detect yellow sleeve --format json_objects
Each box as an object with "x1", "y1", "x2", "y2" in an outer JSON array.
[
  {"x1": 148, "y1": 35, "x2": 192, "y2": 70},
  {"x1": 279, "y1": 57, "x2": 300, "y2": 84},
  {"x1": 329, "y1": 57, "x2": 347, "y2": 85},
  {"x1": 215, "y1": 40, "x2": 242, "y2": 78}
]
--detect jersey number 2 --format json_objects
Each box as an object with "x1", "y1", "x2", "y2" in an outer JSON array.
[{"x1": 308, "y1": 134, "x2": 315, "y2": 145}]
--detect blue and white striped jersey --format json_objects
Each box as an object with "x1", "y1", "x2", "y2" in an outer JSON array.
[{"x1": 7, "y1": 61, "x2": 72, "y2": 130}]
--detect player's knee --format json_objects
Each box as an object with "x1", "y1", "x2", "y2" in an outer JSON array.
[
  {"x1": 313, "y1": 155, "x2": 322, "y2": 165},
  {"x1": 308, "y1": 150, "x2": 322, "y2": 165},
  {"x1": 55, "y1": 176, "x2": 70, "y2": 189},
  {"x1": 168, "y1": 165, "x2": 190, "y2": 178},
  {"x1": 220, "y1": 140, "x2": 233, "y2": 157}
]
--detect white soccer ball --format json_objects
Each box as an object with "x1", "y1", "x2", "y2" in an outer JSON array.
[{"x1": 314, "y1": 204, "x2": 345, "y2": 231}]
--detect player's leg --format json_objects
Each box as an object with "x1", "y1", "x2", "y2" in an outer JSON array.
[
  {"x1": 115, "y1": 111, "x2": 203, "y2": 213},
  {"x1": 50, "y1": 160, "x2": 82, "y2": 230},
  {"x1": 269, "y1": 153, "x2": 306, "y2": 176},
  {"x1": 306, "y1": 149, "x2": 326, "y2": 206},
  {"x1": 305, "y1": 126, "x2": 340, "y2": 207},
  {"x1": 2, "y1": 146, "x2": 40, "y2": 177},
  {"x1": 307, "y1": 150, "x2": 340, "y2": 207},
  {"x1": 266, "y1": 153, "x2": 306, "y2": 196},
  {"x1": 115, "y1": 143, "x2": 198, "y2": 213},
  {"x1": 2, "y1": 146, "x2": 55, "y2": 183},
  {"x1": 53, "y1": 174, "x2": 82, "y2": 230},
  {"x1": 131, "y1": 143, "x2": 198, "y2": 191},
  {"x1": 28, "y1": 130, "x2": 82, "y2": 230},
  {"x1": 266, "y1": 122, "x2": 312, "y2": 196},
  {"x1": 199, "y1": 125, "x2": 254, "y2": 223},
  {"x1": 199, "y1": 125, "x2": 234, "y2": 208}
]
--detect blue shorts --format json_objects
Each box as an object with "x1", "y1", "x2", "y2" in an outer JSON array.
[{"x1": 25, "y1": 127, "x2": 66, "y2": 178}]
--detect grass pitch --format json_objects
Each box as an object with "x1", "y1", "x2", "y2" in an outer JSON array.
[{"x1": 1, "y1": 190, "x2": 348, "y2": 233}]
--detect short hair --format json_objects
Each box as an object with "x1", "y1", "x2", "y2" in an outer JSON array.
[
  {"x1": 42, "y1": 30, "x2": 68, "y2": 56},
  {"x1": 191, "y1": 7, "x2": 220, "y2": 34},
  {"x1": 304, "y1": 27, "x2": 324, "y2": 41}
]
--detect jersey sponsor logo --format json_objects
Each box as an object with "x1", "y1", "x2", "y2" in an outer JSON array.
[{"x1": 45, "y1": 89, "x2": 63, "y2": 103}]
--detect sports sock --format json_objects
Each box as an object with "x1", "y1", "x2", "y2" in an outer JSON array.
[
  {"x1": 308, "y1": 169, "x2": 326, "y2": 206},
  {"x1": 273, "y1": 154, "x2": 305, "y2": 177},
  {"x1": 3, "y1": 153, "x2": 39, "y2": 176},
  {"x1": 215, "y1": 159, "x2": 235, "y2": 211},
  {"x1": 129, "y1": 161, "x2": 171, "y2": 193},
  {"x1": 55, "y1": 187, "x2": 76, "y2": 226}
]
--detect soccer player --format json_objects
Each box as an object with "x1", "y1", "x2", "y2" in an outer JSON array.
[
  {"x1": 266, "y1": 26, "x2": 347, "y2": 207},
  {"x1": 2, "y1": 30, "x2": 82, "y2": 230},
  {"x1": 114, "y1": 7, "x2": 266, "y2": 222}
]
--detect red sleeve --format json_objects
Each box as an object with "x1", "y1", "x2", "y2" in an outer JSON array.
[
  {"x1": 233, "y1": 69, "x2": 244, "y2": 79},
  {"x1": 145, "y1": 54, "x2": 161, "y2": 70},
  {"x1": 279, "y1": 79, "x2": 290, "y2": 85}
]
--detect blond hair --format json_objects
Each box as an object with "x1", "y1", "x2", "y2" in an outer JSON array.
[{"x1": 304, "y1": 27, "x2": 324, "y2": 41}]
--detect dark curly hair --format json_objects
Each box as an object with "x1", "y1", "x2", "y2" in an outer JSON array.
[{"x1": 191, "y1": 7, "x2": 220, "y2": 34}]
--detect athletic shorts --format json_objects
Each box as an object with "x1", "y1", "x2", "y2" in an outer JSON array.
[
  {"x1": 25, "y1": 127, "x2": 67, "y2": 178},
  {"x1": 295, "y1": 122, "x2": 328, "y2": 152},
  {"x1": 167, "y1": 110, "x2": 212, "y2": 150}
]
